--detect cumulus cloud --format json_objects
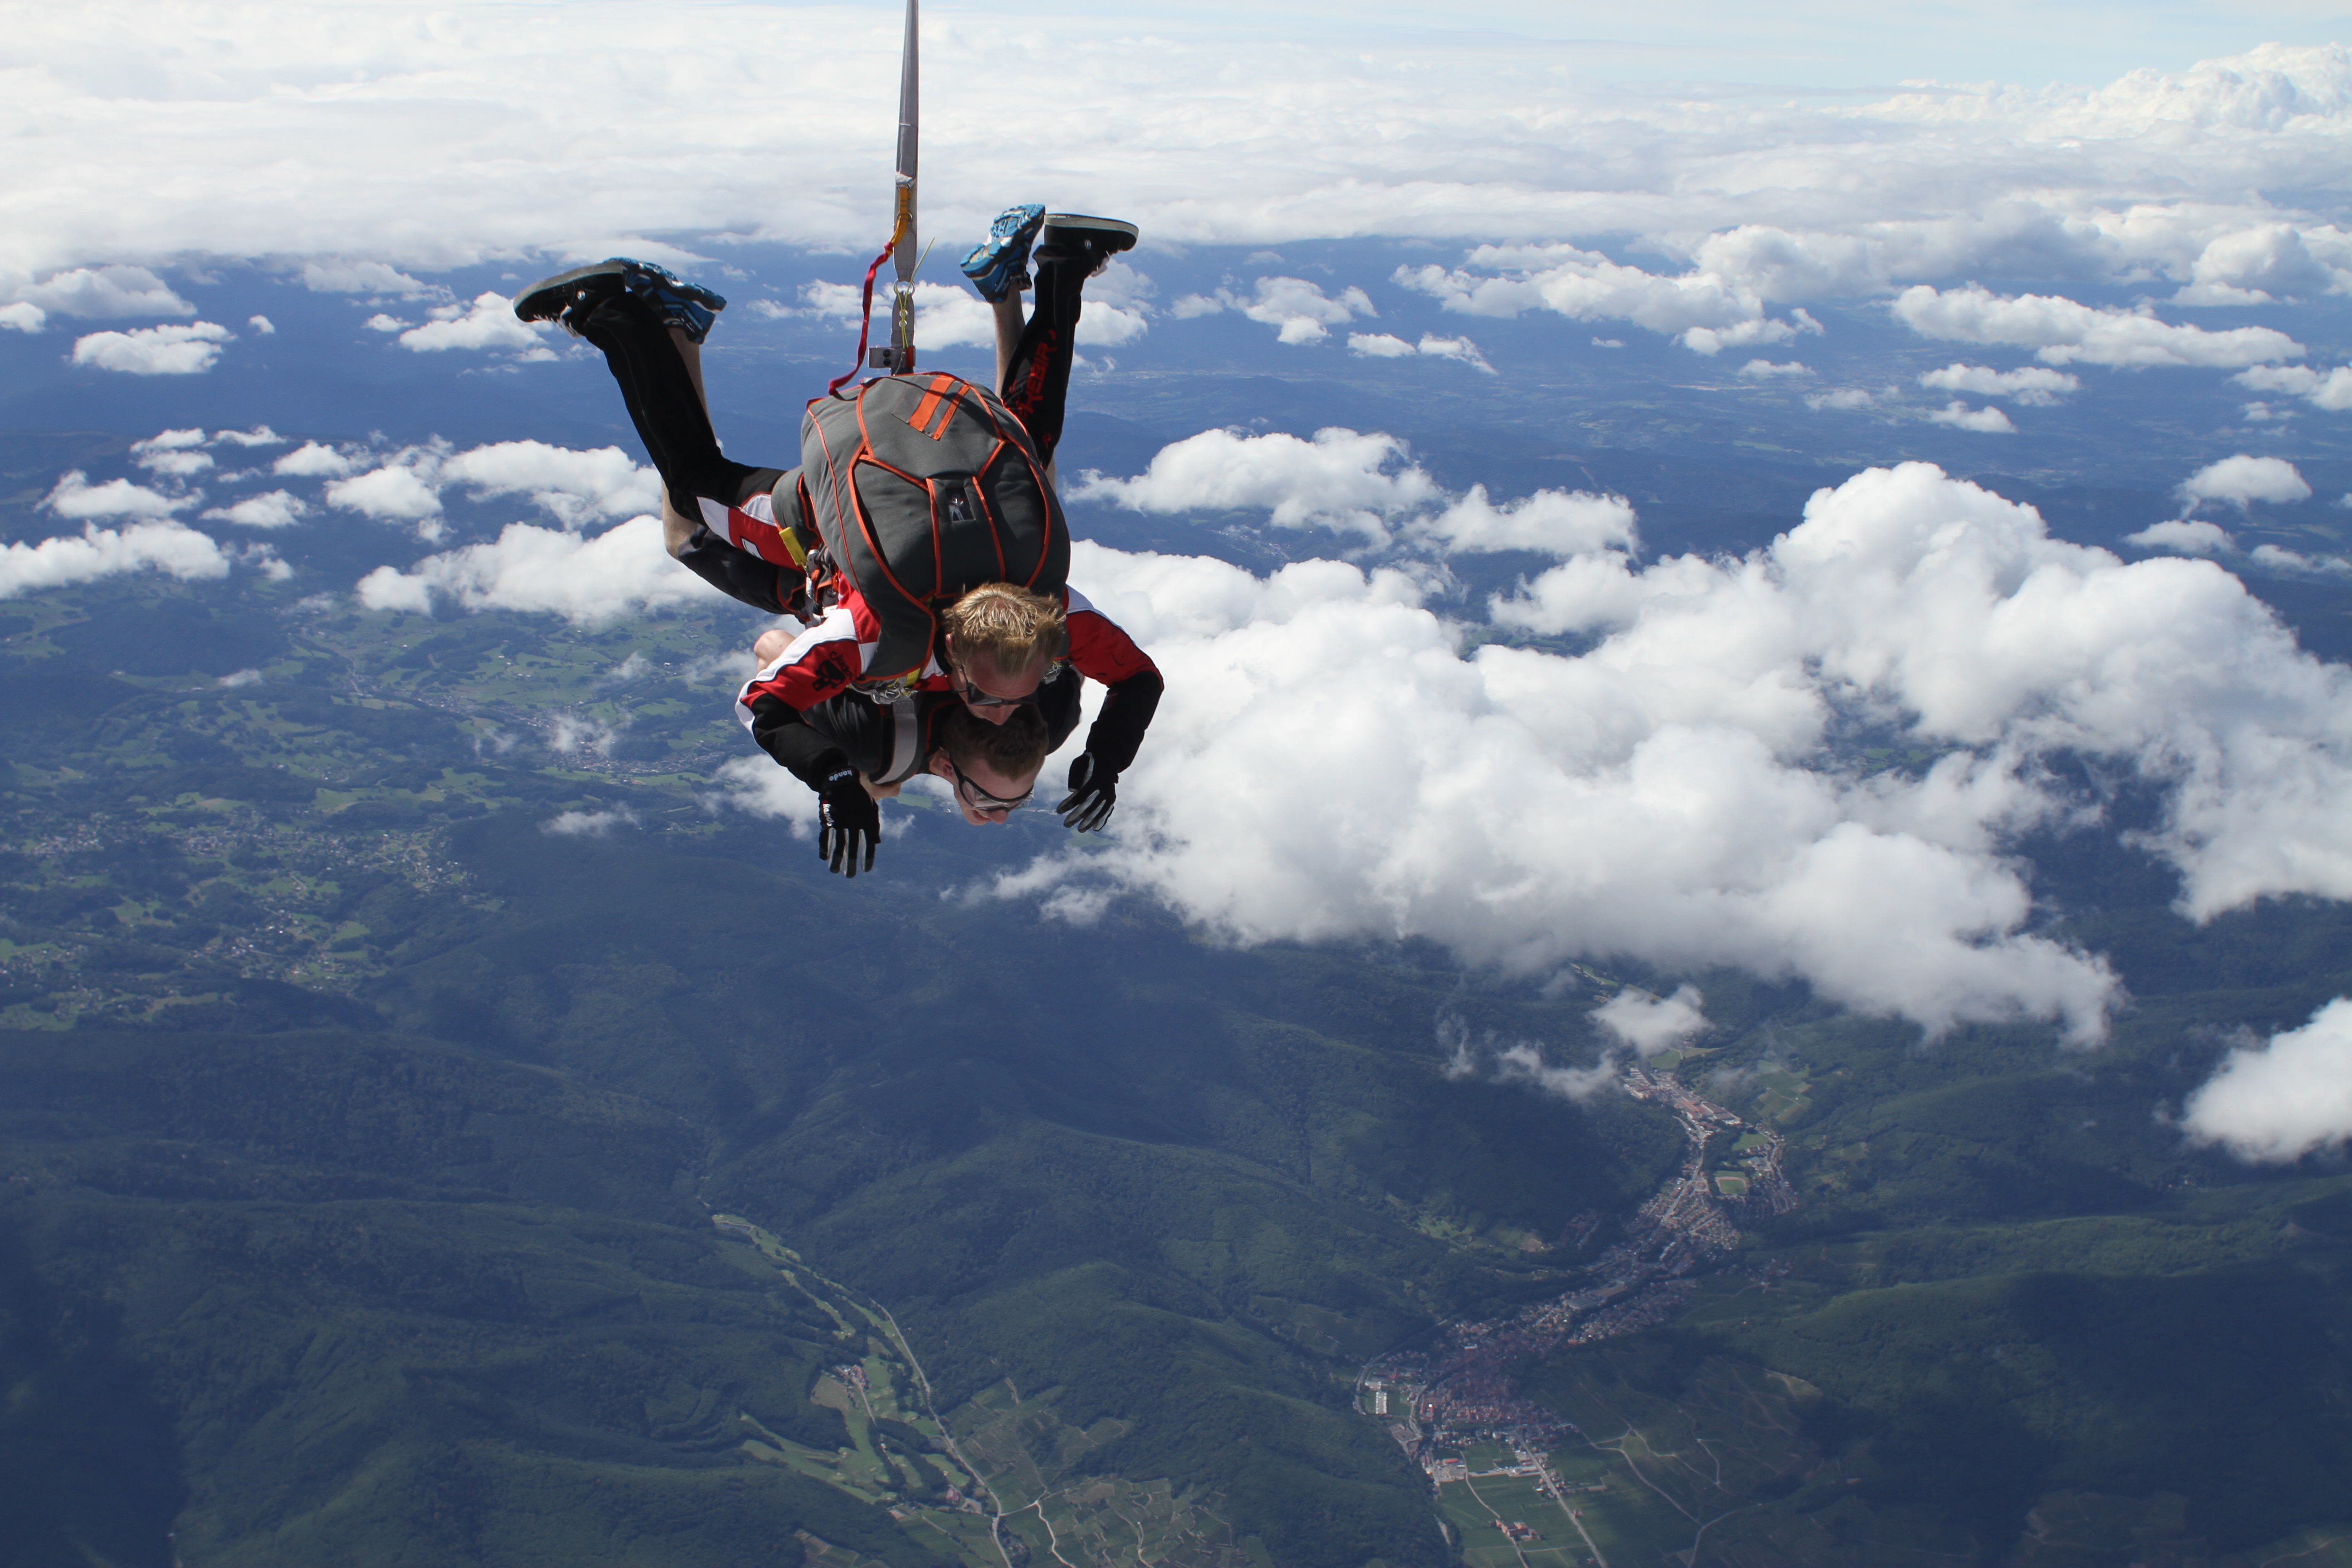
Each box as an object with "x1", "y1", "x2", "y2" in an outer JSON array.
[
  {"x1": 1807, "y1": 387, "x2": 1883, "y2": 412},
  {"x1": 2180, "y1": 455, "x2": 2311, "y2": 510},
  {"x1": 45, "y1": 471, "x2": 191, "y2": 520},
  {"x1": 397, "y1": 292, "x2": 546, "y2": 353},
  {"x1": 1918, "y1": 364, "x2": 2082, "y2": 404},
  {"x1": 1349, "y1": 331, "x2": 1495, "y2": 372},
  {"x1": 302, "y1": 260, "x2": 434, "y2": 296},
  {"x1": 1398, "y1": 248, "x2": 1816, "y2": 355},
  {"x1": 0, "y1": 522, "x2": 230, "y2": 598},
  {"x1": 211, "y1": 426, "x2": 284, "y2": 448},
  {"x1": 2234, "y1": 364, "x2": 2352, "y2": 412},
  {"x1": 247, "y1": 314, "x2": 274, "y2": 334},
  {"x1": 2125, "y1": 519, "x2": 2233, "y2": 555},
  {"x1": 1926, "y1": 400, "x2": 2018, "y2": 434},
  {"x1": 986, "y1": 458, "x2": 2352, "y2": 1043},
  {"x1": 327, "y1": 457, "x2": 445, "y2": 524},
  {"x1": 1413, "y1": 486, "x2": 1638, "y2": 557},
  {"x1": 1592, "y1": 984, "x2": 1710, "y2": 1056},
  {"x1": 2183, "y1": 999, "x2": 2352, "y2": 1162},
  {"x1": 353, "y1": 517, "x2": 706, "y2": 624},
  {"x1": 439, "y1": 441, "x2": 659, "y2": 527},
  {"x1": 69, "y1": 322, "x2": 231, "y2": 375},
  {"x1": 1072, "y1": 426, "x2": 1443, "y2": 540},
  {"x1": 132, "y1": 429, "x2": 214, "y2": 477},
  {"x1": 274, "y1": 441, "x2": 360, "y2": 478},
  {"x1": 16, "y1": 266, "x2": 193, "y2": 318},
  {"x1": 1892, "y1": 285, "x2": 2299, "y2": 369},
  {"x1": 1740, "y1": 360, "x2": 1811, "y2": 379},
  {"x1": 202, "y1": 490, "x2": 310, "y2": 529},
  {"x1": 543, "y1": 806, "x2": 638, "y2": 836},
  {"x1": 1177, "y1": 277, "x2": 1373, "y2": 345}
]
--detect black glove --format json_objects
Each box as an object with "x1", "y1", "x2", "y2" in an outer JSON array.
[
  {"x1": 816, "y1": 769, "x2": 880, "y2": 876},
  {"x1": 1055, "y1": 751, "x2": 1119, "y2": 833}
]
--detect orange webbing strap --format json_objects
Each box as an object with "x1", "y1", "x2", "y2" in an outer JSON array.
[{"x1": 906, "y1": 372, "x2": 961, "y2": 440}]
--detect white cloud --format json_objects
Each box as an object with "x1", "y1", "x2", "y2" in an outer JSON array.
[
  {"x1": 1349, "y1": 331, "x2": 1495, "y2": 372},
  {"x1": 0, "y1": 303, "x2": 44, "y2": 333},
  {"x1": 365, "y1": 314, "x2": 409, "y2": 333},
  {"x1": 1807, "y1": 387, "x2": 1882, "y2": 412},
  {"x1": 2234, "y1": 364, "x2": 2352, "y2": 412},
  {"x1": 440, "y1": 441, "x2": 660, "y2": 528},
  {"x1": 1350, "y1": 332, "x2": 1415, "y2": 358},
  {"x1": 247, "y1": 314, "x2": 275, "y2": 334},
  {"x1": 397, "y1": 292, "x2": 545, "y2": 353},
  {"x1": 1892, "y1": 285, "x2": 2300, "y2": 369},
  {"x1": 1072, "y1": 426, "x2": 1442, "y2": 541},
  {"x1": 543, "y1": 806, "x2": 638, "y2": 836},
  {"x1": 990, "y1": 459, "x2": 2352, "y2": 1043},
  {"x1": 0, "y1": 521, "x2": 230, "y2": 598},
  {"x1": 218, "y1": 668, "x2": 265, "y2": 688},
  {"x1": 69, "y1": 322, "x2": 232, "y2": 375},
  {"x1": 1398, "y1": 248, "x2": 1813, "y2": 355},
  {"x1": 2125, "y1": 519, "x2": 2233, "y2": 555},
  {"x1": 2, "y1": 18, "x2": 2352, "y2": 338},
  {"x1": 202, "y1": 490, "x2": 310, "y2": 529},
  {"x1": 354, "y1": 516, "x2": 708, "y2": 625},
  {"x1": 327, "y1": 458, "x2": 444, "y2": 522},
  {"x1": 16, "y1": 266, "x2": 193, "y2": 318},
  {"x1": 44, "y1": 470, "x2": 191, "y2": 520},
  {"x1": 211, "y1": 426, "x2": 284, "y2": 448},
  {"x1": 1740, "y1": 360, "x2": 1811, "y2": 379},
  {"x1": 302, "y1": 260, "x2": 433, "y2": 295},
  {"x1": 1180, "y1": 277, "x2": 1373, "y2": 345},
  {"x1": 2183, "y1": 998, "x2": 2352, "y2": 1162},
  {"x1": 1592, "y1": 984, "x2": 1709, "y2": 1056},
  {"x1": 274, "y1": 441, "x2": 360, "y2": 478},
  {"x1": 1413, "y1": 486, "x2": 1638, "y2": 558},
  {"x1": 1926, "y1": 400, "x2": 2018, "y2": 434},
  {"x1": 2180, "y1": 455, "x2": 2311, "y2": 509},
  {"x1": 1918, "y1": 364, "x2": 2082, "y2": 404},
  {"x1": 2248, "y1": 544, "x2": 2352, "y2": 578}
]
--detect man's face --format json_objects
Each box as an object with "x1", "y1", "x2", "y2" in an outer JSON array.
[
  {"x1": 946, "y1": 640, "x2": 1043, "y2": 727},
  {"x1": 926, "y1": 750, "x2": 1039, "y2": 826}
]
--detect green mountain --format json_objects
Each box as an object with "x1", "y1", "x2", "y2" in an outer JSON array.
[{"x1": 6, "y1": 572, "x2": 2352, "y2": 1567}]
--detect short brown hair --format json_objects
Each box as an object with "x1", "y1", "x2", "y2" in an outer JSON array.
[
  {"x1": 938, "y1": 703, "x2": 1049, "y2": 780},
  {"x1": 941, "y1": 583, "x2": 1066, "y2": 675}
]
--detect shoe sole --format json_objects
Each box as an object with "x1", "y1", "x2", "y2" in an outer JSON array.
[
  {"x1": 1040, "y1": 214, "x2": 1138, "y2": 248},
  {"x1": 513, "y1": 260, "x2": 630, "y2": 323}
]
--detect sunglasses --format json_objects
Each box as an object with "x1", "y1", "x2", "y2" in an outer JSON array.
[
  {"x1": 948, "y1": 759, "x2": 1034, "y2": 813},
  {"x1": 951, "y1": 660, "x2": 1062, "y2": 709}
]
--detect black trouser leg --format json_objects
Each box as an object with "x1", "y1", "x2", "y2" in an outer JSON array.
[
  {"x1": 1000, "y1": 253, "x2": 1086, "y2": 466},
  {"x1": 574, "y1": 294, "x2": 796, "y2": 614}
]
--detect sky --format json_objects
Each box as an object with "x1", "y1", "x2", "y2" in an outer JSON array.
[{"x1": 10, "y1": 0, "x2": 2352, "y2": 1160}]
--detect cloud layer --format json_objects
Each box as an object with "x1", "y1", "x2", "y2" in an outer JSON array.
[{"x1": 991, "y1": 453, "x2": 2352, "y2": 1045}]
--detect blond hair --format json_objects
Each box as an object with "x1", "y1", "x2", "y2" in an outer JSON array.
[
  {"x1": 939, "y1": 703, "x2": 1049, "y2": 780},
  {"x1": 941, "y1": 583, "x2": 1066, "y2": 676}
]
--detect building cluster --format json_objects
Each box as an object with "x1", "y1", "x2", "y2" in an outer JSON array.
[{"x1": 1360, "y1": 1065, "x2": 1803, "y2": 1474}]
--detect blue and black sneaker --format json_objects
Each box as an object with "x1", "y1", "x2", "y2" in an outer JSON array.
[
  {"x1": 512, "y1": 257, "x2": 727, "y2": 343},
  {"x1": 960, "y1": 204, "x2": 1046, "y2": 303}
]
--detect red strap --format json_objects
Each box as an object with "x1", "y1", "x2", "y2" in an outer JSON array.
[{"x1": 826, "y1": 239, "x2": 897, "y2": 398}]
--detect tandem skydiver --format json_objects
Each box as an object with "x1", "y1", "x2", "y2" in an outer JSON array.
[{"x1": 511, "y1": 207, "x2": 1162, "y2": 877}]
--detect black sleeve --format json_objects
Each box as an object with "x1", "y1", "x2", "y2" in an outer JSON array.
[
  {"x1": 799, "y1": 692, "x2": 895, "y2": 779},
  {"x1": 747, "y1": 693, "x2": 853, "y2": 790},
  {"x1": 1082, "y1": 668, "x2": 1163, "y2": 775},
  {"x1": 1038, "y1": 668, "x2": 1086, "y2": 753}
]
